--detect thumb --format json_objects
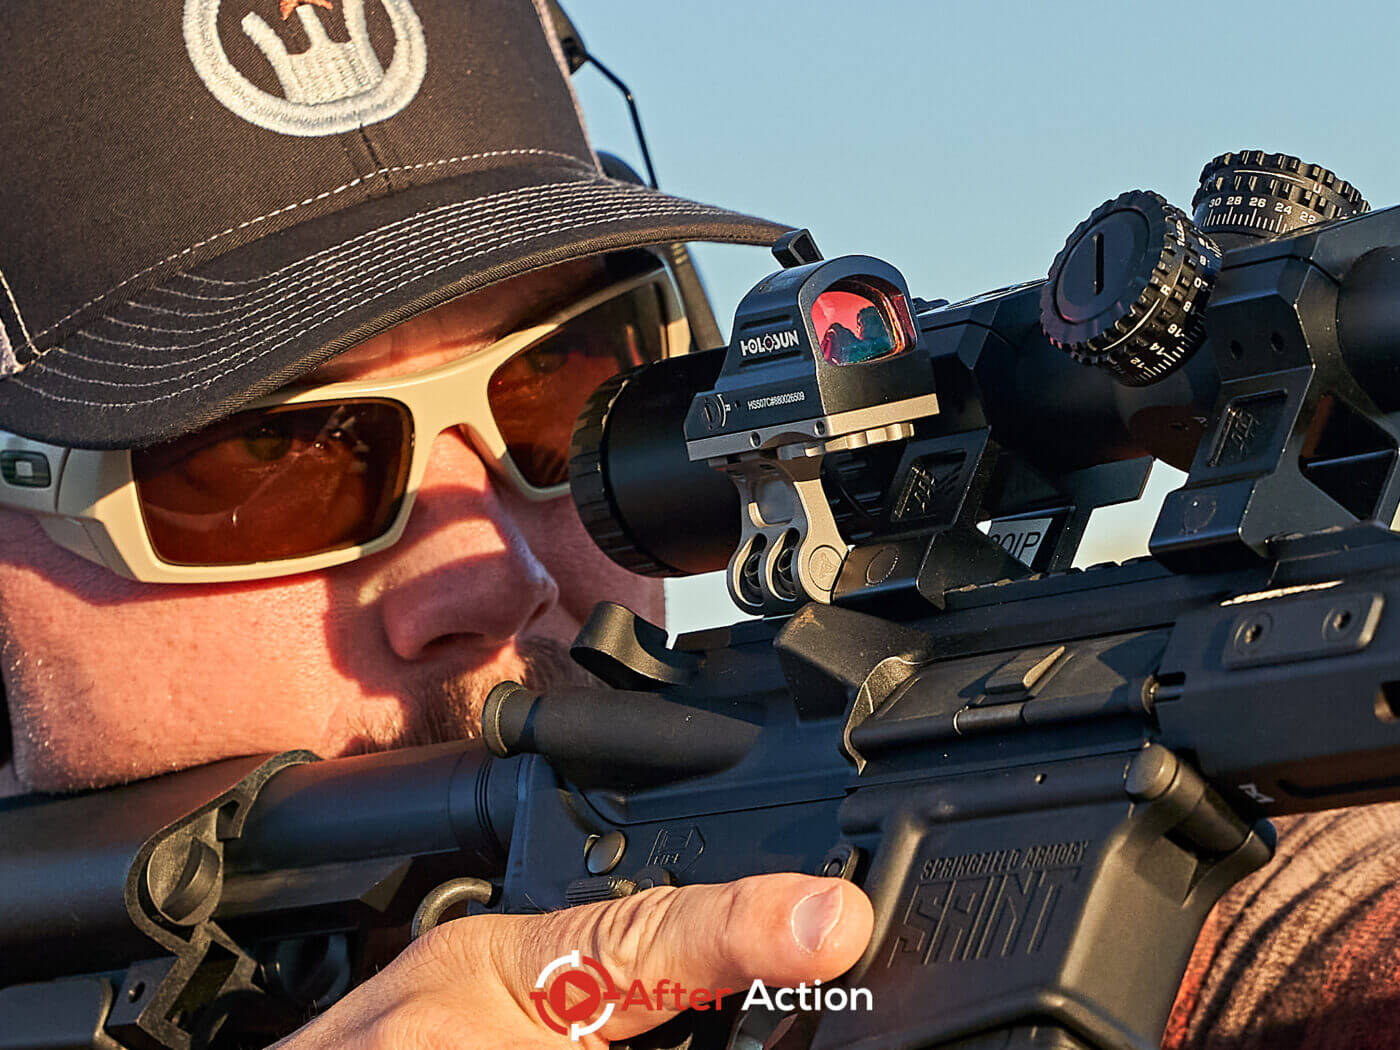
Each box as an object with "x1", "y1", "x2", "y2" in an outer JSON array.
[{"x1": 509, "y1": 873, "x2": 874, "y2": 1040}]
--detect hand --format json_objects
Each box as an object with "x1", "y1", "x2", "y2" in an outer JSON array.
[{"x1": 271, "y1": 873, "x2": 874, "y2": 1048}]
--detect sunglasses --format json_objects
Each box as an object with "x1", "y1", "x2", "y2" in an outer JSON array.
[{"x1": 0, "y1": 264, "x2": 686, "y2": 583}]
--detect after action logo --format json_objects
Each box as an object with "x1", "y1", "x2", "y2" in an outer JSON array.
[
  {"x1": 530, "y1": 951, "x2": 621, "y2": 1041},
  {"x1": 530, "y1": 952, "x2": 874, "y2": 1042}
]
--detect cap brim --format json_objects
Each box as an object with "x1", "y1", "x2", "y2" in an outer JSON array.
[{"x1": 0, "y1": 166, "x2": 789, "y2": 448}]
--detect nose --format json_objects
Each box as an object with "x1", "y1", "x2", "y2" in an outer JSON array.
[{"x1": 374, "y1": 429, "x2": 559, "y2": 660}]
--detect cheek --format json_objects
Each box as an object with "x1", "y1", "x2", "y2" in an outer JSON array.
[
  {"x1": 0, "y1": 512, "x2": 349, "y2": 789},
  {"x1": 511, "y1": 496, "x2": 664, "y2": 627}
]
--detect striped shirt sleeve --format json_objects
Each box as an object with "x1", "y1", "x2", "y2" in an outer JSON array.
[{"x1": 1165, "y1": 801, "x2": 1400, "y2": 1050}]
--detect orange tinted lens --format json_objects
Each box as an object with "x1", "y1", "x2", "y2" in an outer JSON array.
[
  {"x1": 488, "y1": 282, "x2": 666, "y2": 488},
  {"x1": 132, "y1": 400, "x2": 412, "y2": 566}
]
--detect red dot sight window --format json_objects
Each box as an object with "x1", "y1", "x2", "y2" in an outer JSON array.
[{"x1": 810, "y1": 278, "x2": 916, "y2": 366}]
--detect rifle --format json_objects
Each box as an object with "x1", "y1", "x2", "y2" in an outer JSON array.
[{"x1": 6, "y1": 150, "x2": 1400, "y2": 1049}]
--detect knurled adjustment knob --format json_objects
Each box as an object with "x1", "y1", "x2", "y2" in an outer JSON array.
[
  {"x1": 1040, "y1": 190, "x2": 1223, "y2": 387},
  {"x1": 1192, "y1": 150, "x2": 1368, "y2": 247}
]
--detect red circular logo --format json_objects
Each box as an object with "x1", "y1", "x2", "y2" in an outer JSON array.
[{"x1": 530, "y1": 951, "x2": 622, "y2": 1040}]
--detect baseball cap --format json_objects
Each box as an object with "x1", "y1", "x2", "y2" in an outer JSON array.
[{"x1": 0, "y1": 0, "x2": 790, "y2": 449}]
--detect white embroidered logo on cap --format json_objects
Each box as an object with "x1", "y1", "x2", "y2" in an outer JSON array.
[{"x1": 183, "y1": 0, "x2": 427, "y2": 137}]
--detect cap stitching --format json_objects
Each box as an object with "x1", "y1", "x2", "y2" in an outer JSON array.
[
  {"x1": 72, "y1": 193, "x2": 711, "y2": 362},
  {"x1": 10, "y1": 200, "x2": 749, "y2": 406},
  {"x1": 167, "y1": 179, "x2": 596, "y2": 291},
  {"x1": 33, "y1": 149, "x2": 595, "y2": 341},
  {"x1": 20, "y1": 198, "x2": 728, "y2": 396},
  {"x1": 0, "y1": 312, "x2": 14, "y2": 376},
  {"x1": 27, "y1": 195, "x2": 735, "y2": 381},
  {"x1": 88, "y1": 186, "x2": 690, "y2": 347},
  {"x1": 0, "y1": 269, "x2": 35, "y2": 358},
  {"x1": 155, "y1": 177, "x2": 659, "y2": 296},
  {"x1": 66, "y1": 192, "x2": 729, "y2": 363},
  {"x1": 98, "y1": 191, "x2": 611, "y2": 337},
  {"x1": 55, "y1": 195, "x2": 731, "y2": 374},
  {"x1": 107, "y1": 182, "x2": 625, "y2": 324}
]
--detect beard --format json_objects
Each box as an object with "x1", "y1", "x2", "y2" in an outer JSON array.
[
  {"x1": 342, "y1": 634, "x2": 601, "y2": 756},
  {"x1": 331, "y1": 635, "x2": 604, "y2": 983}
]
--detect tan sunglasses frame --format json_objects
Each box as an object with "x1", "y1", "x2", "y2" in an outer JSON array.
[{"x1": 0, "y1": 266, "x2": 687, "y2": 583}]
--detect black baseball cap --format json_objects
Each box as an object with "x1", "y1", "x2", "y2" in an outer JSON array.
[{"x1": 0, "y1": 0, "x2": 790, "y2": 449}]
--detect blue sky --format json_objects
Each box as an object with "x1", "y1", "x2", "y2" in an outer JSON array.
[{"x1": 566, "y1": 1, "x2": 1400, "y2": 632}]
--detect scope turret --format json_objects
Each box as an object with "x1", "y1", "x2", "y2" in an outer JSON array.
[
  {"x1": 1041, "y1": 190, "x2": 1223, "y2": 386},
  {"x1": 1192, "y1": 150, "x2": 1368, "y2": 251}
]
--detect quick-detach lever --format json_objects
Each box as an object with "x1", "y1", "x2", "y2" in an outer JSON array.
[{"x1": 569, "y1": 601, "x2": 700, "y2": 690}]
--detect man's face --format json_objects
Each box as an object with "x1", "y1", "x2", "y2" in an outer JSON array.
[{"x1": 0, "y1": 259, "x2": 665, "y2": 792}]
